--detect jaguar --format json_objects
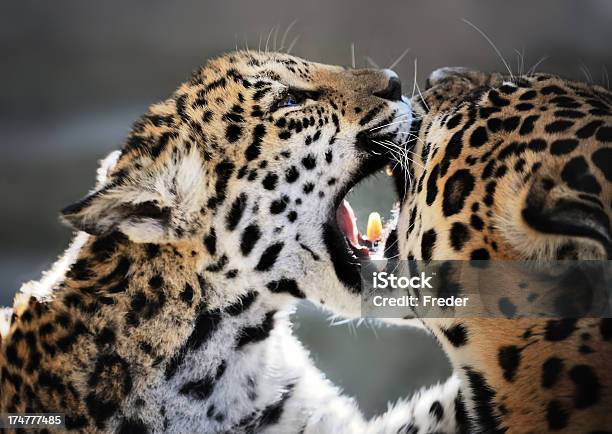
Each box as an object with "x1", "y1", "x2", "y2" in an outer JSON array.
[
  {"x1": 0, "y1": 50, "x2": 462, "y2": 433},
  {"x1": 384, "y1": 66, "x2": 612, "y2": 433}
]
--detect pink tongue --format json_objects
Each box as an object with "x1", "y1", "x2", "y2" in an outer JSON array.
[
  {"x1": 336, "y1": 199, "x2": 372, "y2": 259},
  {"x1": 336, "y1": 200, "x2": 359, "y2": 245}
]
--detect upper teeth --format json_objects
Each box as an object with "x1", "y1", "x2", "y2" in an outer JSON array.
[{"x1": 366, "y1": 212, "x2": 383, "y2": 241}]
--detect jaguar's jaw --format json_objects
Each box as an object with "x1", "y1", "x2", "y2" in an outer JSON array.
[
  {"x1": 321, "y1": 100, "x2": 412, "y2": 293},
  {"x1": 323, "y1": 157, "x2": 401, "y2": 293}
]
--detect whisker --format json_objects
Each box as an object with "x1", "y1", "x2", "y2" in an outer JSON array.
[
  {"x1": 579, "y1": 66, "x2": 589, "y2": 84},
  {"x1": 415, "y1": 83, "x2": 429, "y2": 111},
  {"x1": 368, "y1": 113, "x2": 412, "y2": 131},
  {"x1": 388, "y1": 47, "x2": 411, "y2": 70},
  {"x1": 369, "y1": 121, "x2": 409, "y2": 132},
  {"x1": 389, "y1": 159, "x2": 402, "y2": 172},
  {"x1": 368, "y1": 119, "x2": 410, "y2": 131},
  {"x1": 580, "y1": 62, "x2": 594, "y2": 84},
  {"x1": 264, "y1": 27, "x2": 274, "y2": 53},
  {"x1": 273, "y1": 25, "x2": 279, "y2": 52},
  {"x1": 280, "y1": 20, "x2": 297, "y2": 52},
  {"x1": 396, "y1": 131, "x2": 426, "y2": 146},
  {"x1": 383, "y1": 141, "x2": 425, "y2": 170},
  {"x1": 602, "y1": 66, "x2": 610, "y2": 90},
  {"x1": 376, "y1": 139, "x2": 413, "y2": 180},
  {"x1": 351, "y1": 43, "x2": 356, "y2": 69},
  {"x1": 329, "y1": 316, "x2": 354, "y2": 327},
  {"x1": 287, "y1": 35, "x2": 300, "y2": 54},
  {"x1": 411, "y1": 58, "x2": 418, "y2": 101},
  {"x1": 377, "y1": 142, "x2": 412, "y2": 191},
  {"x1": 365, "y1": 56, "x2": 379, "y2": 69},
  {"x1": 348, "y1": 321, "x2": 357, "y2": 338},
  {"x1": 372, "y1": 140, "x2": 406, "y2": 170},
  {"x1": 462, "y1": 18, "x2": 514, "y2": 80},
  {"x1": 514, "y1": 49, "x2": 522, "y2": 76},
  {"x1": 412, "y1": 59, "x2": 430, "y2": 111},
  {"x1": 527, "y1": 55, "x2": 549, "y2": 75},
  {"x1": 585, "y1": 64, "x2": 594, "y2": 83},
  {"x1": 404, "y1": 159, "x2": 413, "y2": 195},
  {"x1": 383, "y1": 248, "x2": 406, "y2": 269},
  {"x1": 382, "y1": 231, "x2": 400, "y2": 253},
  {"x1": 400, "y1": 145, "x2": 427, "y2": 162},
  {"x1": 369, "y1": 321, "x2": 380, "y2": 339}
]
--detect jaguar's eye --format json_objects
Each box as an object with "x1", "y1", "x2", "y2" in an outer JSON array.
[{"x1": 274, "y1": 92, "x2": 301, "y2": 110}]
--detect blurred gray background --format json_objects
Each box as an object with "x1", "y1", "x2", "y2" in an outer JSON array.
[{"x1": 1, "y1": 0, "x2": 611, "y2": 418}]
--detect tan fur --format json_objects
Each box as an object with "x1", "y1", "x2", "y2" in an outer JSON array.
[
  {"x1": 397, "y1": 68, "x2": 612, "y2": 432},
  {"x1": 1, "y1": 50, "x2": 411, "y2": 433}
]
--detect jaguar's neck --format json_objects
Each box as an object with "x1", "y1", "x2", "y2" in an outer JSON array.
[
  {"x1": 1, "y1": 231, "x2": 299, "y2": 431},
  {"x1": 425, "y1": 317, "x2": 610, "y2": 433},
  {"x1": 423, "y1": 318, "x2": 529, "y2": 433}
]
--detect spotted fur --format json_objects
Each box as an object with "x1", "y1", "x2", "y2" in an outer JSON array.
[
  {"x1": 392, "y1": 67, "x2": 612, "y2": 433},
  {"x1": 0, "y1": 50, "x2": 466, "y2": 433}
]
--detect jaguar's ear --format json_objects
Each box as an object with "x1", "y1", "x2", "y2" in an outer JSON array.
[
  {"x1": 420, "y1": 68, "x2": 505, "y2": 113},
  {"x1": 62, "y1": 148, "x2": 207, "y2": 243},
  {"x1": 425, "y1": 67, "x2": 504, "y2": 91},
  {"x1": 61, "y1": 184, "x2": 175, "y2": 242}
]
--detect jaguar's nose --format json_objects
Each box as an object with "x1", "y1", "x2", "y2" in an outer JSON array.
[{"x1": 373, "y1": 70, "x2": 402, "y2": 102}]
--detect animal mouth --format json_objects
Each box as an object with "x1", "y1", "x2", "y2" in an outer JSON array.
[
  {"x1": 335, "y1": 199, "x2": 386, "y2": 259},
  {"x1": 324, "y1": 132, "x2": 405, "y2": 292}
]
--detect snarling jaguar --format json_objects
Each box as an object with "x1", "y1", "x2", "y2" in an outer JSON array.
[{"x1": 0, "y1": 50, "x2": 463, "y2": 433}]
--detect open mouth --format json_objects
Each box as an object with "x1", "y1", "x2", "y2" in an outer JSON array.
[
  {"x1": 323, "y1": 142, "x2": 402, "y2": 293},
  {"x1": 335, "y1": 198, "x2": 389, "y2": 259},
  {"x1": 322, "y1": 103, "x2": 412, "y2": 292}
]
